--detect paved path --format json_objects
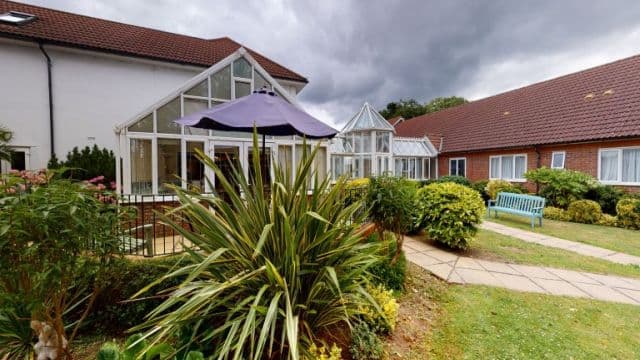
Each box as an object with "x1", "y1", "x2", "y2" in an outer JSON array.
[
  {"x1": 481, "y1": 221, "x2": 640, "y2": 266},
  {"x1": 404, "y1": 237, "x2": 640, "y2": 305}
]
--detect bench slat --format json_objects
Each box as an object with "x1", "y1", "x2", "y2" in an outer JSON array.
[{"x1": 489, "y1": 191, "x2": 546, "y2": 229}]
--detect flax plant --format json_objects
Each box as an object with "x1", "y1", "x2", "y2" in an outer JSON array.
[{"x1": 133, "y1": 132, "x2": 381, "y2": 359}]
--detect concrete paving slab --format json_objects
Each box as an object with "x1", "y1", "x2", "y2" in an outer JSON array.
[
  {"x1": 616, "y1": 288, "x2": 640, "y2": 303},
  {"x1": 455, "y1": 268, "x2": 504, "y2": 287},
  {"x1": 455, "y1": 257, "x2": 484, "y2": 270},
  {"x1": 406, "y1": 252, "x2": 445, "y2": 267},
  {"x1": 425, "y1": 248, "x2": 460, "y2": 263},
  {"x1": 603, "y1": 253, "x2": 640, "y2": 266},
  {"x1": 530, "y1": 278, "x2": 590, "y2": 298},
  {"x1": 545, "y1": 268, "x2": 602, "y2": 285},
  {"x1": 448, "y1": 270, "x2": 465, "y2": 284},
  {"x1": 490, "y1": 272, "x2": 546, "y2": 293},
  {"x1": 571, "y1": 282, "x2": 638, "y2": 305},
  {"x1": 582, "y1": 273, "x2": 640, "y2": 290},
  {"x1": 422, "y1": 263, "x2": 454, "y2": 280},
  {"x1": 475, "y1": 259, "x2": 522, "y2": 275},
  {"x1": 509, "y1": 264, "x2": 562, "y2": 280}
]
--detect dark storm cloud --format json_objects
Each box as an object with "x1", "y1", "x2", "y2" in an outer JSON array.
[{"x1": 19, "y1": 0, "x2": 640, "y2": 125}]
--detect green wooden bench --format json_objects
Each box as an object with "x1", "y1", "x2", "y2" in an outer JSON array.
[{"x1": 487, "y1": 192, "x2": 546, "y2": 229}]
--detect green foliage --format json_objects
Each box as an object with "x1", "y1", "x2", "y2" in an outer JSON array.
[
  {"x1": 436, "y1": 175, "x2": 472, "y2": 187},
  {"x1": 585, "y1": 185, "x2": 624, "y2": 215},
  {"x1": 416, "y1": 182, "x2": 485, "y2": 250},
  {"x1": 485, "y1": 179, "x2": 524, "y2": 200},
  {"x1": 97, "y1": 342, "x2": 122, "y2": 360},
  {"x1": 0, "y1": 125, "x2": 13, "y2": 162},
  {"x1": 0, "y1": 170, "x2": 130, "y2": 353},
  {"x1": 366, "y1": 175, "x2": 417, "y2": 262},
  {"x1": 48, "y1": 145, "x2": 116, "y2": 183},
  {"x1": 349, "y1": 322, "x2": 384, "y2": 360},
  {"x1": 305, "y1": 343, "x2": 342, "y2": 360},
  {"x1": 471, "y1": 180, "x2": 490, "y2": 202},
  {"x1": 598, "y1": 214, "x2": 618, "y2": 227},
  {"x1": 379, "y1": 96, "x2": 467, "y2": 120},
  {"x1": 567, "y1": 200, "x2": 602, "y2": 224},
  {"x1": 359, "y1": 284, "x2": 399, "y2": 334},
  {"x1": 132, "y1": 133, "x2": 381, "y2": 359},
  {"x1": 367, "y1": 234, "x2": 407, "y2": 291},
  {"x1": 543, "y1": 207, "x2": 570, "y2": 221},
  {"x1": 0, "y1": 302, "x2": 33, "y2": 360},
  {"x1": 95, "y1": 334, "x2": 194, "y2": 360},
  {"x1": 525, "y1": 167, "x2": 596, "y2": 208},
  {"x1": 616, "y1": 198, "x2": 640, "y2": 230}
]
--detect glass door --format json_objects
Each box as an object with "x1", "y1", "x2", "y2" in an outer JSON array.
[{"x1": 213, "y1": 142, "x2": 243, "y2": 201}]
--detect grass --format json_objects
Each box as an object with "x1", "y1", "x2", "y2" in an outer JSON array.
[
  {"x1": 428, "y1": 284, "x2": 640, "y2": 359},
  {"x1": 468, "y1": 229, "x2": 640, "y2": 278},
  {"x1": 487, "y1": 213, "x2": 640, "y2": 257}
]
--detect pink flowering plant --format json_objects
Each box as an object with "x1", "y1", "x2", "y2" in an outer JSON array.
[{"x1": 0, "y1": 169, "x2": 133, "y2": 358}]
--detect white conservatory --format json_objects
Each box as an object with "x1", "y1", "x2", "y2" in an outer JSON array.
[{"x1": 329, "y1": 103, "x2": 438, "y2": 180}]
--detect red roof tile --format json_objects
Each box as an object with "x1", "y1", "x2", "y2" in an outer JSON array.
[
  {"x1": 395, "y1": 54, "x2": 640, "y2": 153},
  {"x1": 0, "y1": 1, "x2": 307, "y2": 83}
]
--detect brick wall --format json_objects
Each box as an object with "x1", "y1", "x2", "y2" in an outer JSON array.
[{"x1": 438, "y1": 137, "x2": 640, "y2": 192}]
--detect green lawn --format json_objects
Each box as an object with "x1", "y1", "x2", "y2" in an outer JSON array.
[
  {"x1": 468, "y1": 229, "x2": 640, "y2": 278},
  {"x1": 487, "y1": 213, "x2": 640, "y2": 257},
  {"x1": 429, "y1": 284, "x2": 640, "y2": 359}
]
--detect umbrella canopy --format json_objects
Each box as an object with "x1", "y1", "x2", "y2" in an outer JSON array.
[{"x1": 175, "y1": 89, "x2": 337, "y2": 139}]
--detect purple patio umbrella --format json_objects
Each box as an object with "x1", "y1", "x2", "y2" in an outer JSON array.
[{"x1": 175, "y1": 89, "x2": 337, "y2": 139}]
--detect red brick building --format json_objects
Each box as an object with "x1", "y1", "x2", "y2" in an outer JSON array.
[{"x1": 395, "y1": 55, "x2": 640, "y2": 192}]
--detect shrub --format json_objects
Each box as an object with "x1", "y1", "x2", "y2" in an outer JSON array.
[
  {"x1": 567, "y1": 200, "x2": 602, "y2": 224},
  {"x1": 346, "y1": 178, "x2": 370, "y2": 189},
  {"x1": 435, "y1": 175, "x2": 472, "y2": 187},
  {"x1": 359, "y1": 284, "x2": 399, "y2": 334},
  {"x1": 306, "y1": 343, "x2": 342, "y2": 360},
  {"x1": 485, "y1": 179, "x2": 524, "y2": 200},
  {"x1": 366, "y1": 175, "x2": 417, "y2": 262},
  {"x1": 471, "y1": 179, "x2": 490, "y2": 202},
  {"x1": 132, "y1": 134, "x2": 381, "y2": 359},
  {"x1": 598, "y1": 214, "x2": 618, "y2": 227},
  {"x1": 349, "y1": 322, "x2": 384, "y2": 360},
  {"x1": 48, "y1": 145, "x2": 116, "y2": 184},
  {"x1": 543, "y1": 206, "x2": 569, "y2": 221},
  {"x1": 525, "y1": 167, "x2": 596, "y2": 208},
  {"x1": 616, "y1": 198, "x2": 640, "y2": 230},
  {"x1": 95, "y1": 334, "x2": 197, "y2": 360},
  {"x1": 416, "y1": 182, "x2": 485, "y2": 250},
  {"x1": 367, "y1": 234, "x2": 407, "y2": 291},
  {"x1": 585, "y1": 185, "x2": 624, "y2": 215}
]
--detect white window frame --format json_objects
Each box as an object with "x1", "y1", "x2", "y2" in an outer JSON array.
[
  {"x1": 449, "y1": 157, "x2": 466, "y2": 177},
  {"x1": 0, "y1": 146, "x2": 31, "y2": 173},
  {"x1": 488, "y1": 154, "x2": 527, "y2": 182},
  {"x1": 598, "y1": 146, "x2": 640, "y2": 185},
  {"x1": 551, "y1": 151, "x2": 566, "y2": 169}
]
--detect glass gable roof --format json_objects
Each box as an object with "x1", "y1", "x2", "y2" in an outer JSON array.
[
  {"x1": 341, "y1": 102, "x2": 396, "y2": 133},
  {"x1": 393, "y1": 137, "x2": 437, "y2": 157}
]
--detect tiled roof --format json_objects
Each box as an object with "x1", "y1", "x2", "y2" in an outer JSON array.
[
  {"x1": 395, "y1": 54, "x2": 640, "y2": 153},
  {"x1": 0, "y1": 1, "x2": 307, "y2": 83}
]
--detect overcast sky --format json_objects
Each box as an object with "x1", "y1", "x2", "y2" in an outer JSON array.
[{"x1": 20, "y1": 0, "x2": 640, "y2": 127}]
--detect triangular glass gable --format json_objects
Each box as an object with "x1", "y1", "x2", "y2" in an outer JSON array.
[{"x1": 341, "y1": 102, "x2": 396, "y2": 133}]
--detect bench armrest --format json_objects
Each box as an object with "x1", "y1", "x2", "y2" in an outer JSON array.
[{"x1": 487, "y1": 199, "x2": 496, "y2": 206}]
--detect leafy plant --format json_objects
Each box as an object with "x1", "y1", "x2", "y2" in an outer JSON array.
[
  {"x1": 416, "y1": 182, "x2": 485, "y2": 250},
  {"x1": 616, "y1": 198, "x2": 640, "y2": 230},
  {"x1": 0, "y1": 302, "x2": 33, "y2": 360},
  {"x1": 567, "y1": 200, "x2": 602, "y2": 224},
  {"x1": 48, "y1": 145, "x2": 116, "y2": 184},
  {"x1": 471, "y1": 180, "x2": 490, "y2": 202},
  {"x1": 543, "y1": 207, "x2": 569, "y2": 221},
  {"x1": 598, "y1": 214, "x2": 618, "y2": 227},
  {"x1": 0, "y1": 125, "x2": 13, "y2": 162},
  {"x1": 132, "y1": 133, "x2": 381, "y2": 359},
  {"x1": 348, "y1": 322, "x2": 384, "y2": 360},
  {"x1": 525, "y1": 167, "x2": 596, "y2": 208},
  {"x1": 367, "y1": 233, "x2": 407, "y2": 291},
  {"x1": 485, "y1": 179, "x2": 524, "y2": 200},
  {"x1": 366, "y1": 175, "x2": 417, "y2": 263},
  {"x1": 95, "y1": 334, "x2": 198, "y2": 360},
  {"x1": 358, "y1": 284, "x2": 399, "y2": 334},
  {"x1": 585, "y1": 185, "x2": 624, "y2": 215},
  {"x1": 305, "y1": 343, "x2": 342, "y2": 360},
  {"x1": 435, "y1": 175, "x2": 472, "y2": 187}
]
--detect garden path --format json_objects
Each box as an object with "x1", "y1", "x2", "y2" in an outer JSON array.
[
  {"x1": 404, "y1": 236, "x2": 640, "y2": 306},
  {"x1": 480, "y1": 221, "x2": 640, "y2": 266}
]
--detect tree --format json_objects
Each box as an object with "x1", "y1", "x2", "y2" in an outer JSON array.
[
  {"x1": 48, "y1": 145, "x2": 116, "y2": 183},
  {"x1": 424, "y1": 96, "x2": 468, "y2": 114},
  {"x1": 379, "y1": 96, "x2": 468, "y2": 120},
  {"x1": 0, "y1": 126, "x2": 13, "y2": 162}
]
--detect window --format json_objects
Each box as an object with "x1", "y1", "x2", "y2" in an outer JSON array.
[
  {"x1": 157, "y1": 139, "x2": 181, "y2": 194},
  {"x1": 128, "y1": 114, "x2": 153, "y2": 133},
  {"x1": 489, "y1": 155, "x2": 526, "y2": 180},
  {"x1": 233, "y1": 58, "x2": 252, "y2": 79},
  {"x1": 211, "y1": 66, "x2": 232, "y2": 100},
  {"x1": 156, "y1": 98, "x2": 181, "y2": 134},
  {"x1": 376, "y1": 132, "x2": 390, "y2": 152},
  {"x1": 186, "y1": 142, "x2": 204, "y2": 191},
  {"x1": 599, "y1": 147, "x2": 640, "y2": 184},
  {"x1": 254, "y1": 70, "x2": 271, "y2": 91},
  {"x1": 0, "y1": 11, "x2": 36, "y2": 25},
  {"x1": 551, "y1": 151, "x2": 565, "y2": 169},
  {"x1": 449, "y1": 158, "x2": 466, "y2": 177},
  {"x1": 130, "y1": 139, "x2": 152, "y2": 194},
  {"x1": 235, "y1": 81, "x2": 251, "y2": 98}
]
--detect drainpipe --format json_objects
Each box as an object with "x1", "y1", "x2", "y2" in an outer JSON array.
[
  {"x1": 534, "y1": 145, "x2": 541, "y2": 194},
  {"x1": 38, "y1": 43, "x2": 55, "y2": 158}
]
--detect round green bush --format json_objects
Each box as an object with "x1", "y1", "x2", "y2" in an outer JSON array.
[
  {"x1": 598, "y1": 214, "x2": 618, "y2": 227},
  {"x1": 543, "y1": 206, "x2": 569, "y2": 221},
  {"x1": 416, "y1": 182, "x2": 485, "y2": 250},
  {"x1": 436, "y1": 175, "x2": 472, "y2": 187},
  {"x1": 616, "y1": 198, "x2": 640, "y2": 230},
  {"x1": 485, "y1": 179, "x2": 524, "y2": 200},
  {"x1": 567, "y1": 200, "x2": 602, "y2": 224},
  {"x1": 585, "y1": 185, "x2": 624, "y2": 215},
  {"x1": 471, "y1": 180, "x2": 490, "y2": 202}
]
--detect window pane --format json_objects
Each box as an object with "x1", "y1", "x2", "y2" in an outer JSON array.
[
  {"x1": 130, "y1": 139, "x2": 152, "y2": 194},
  {"x1": 362, "y1": 132, "x2": 371, "y2": 153},
  {"x1": 332, "y1": 156, "x2": 344, "y2": 179},
  {"x1": 128, "y1": 114, "x2": 153, "y2": 133},
  {"x1": 183, "y1": 98, "x2": 209, "y2": 136},
  {"x1": 213, "y1": 145, "x2": 240, "y2": 201},
  {"x1": 402, "y1": 158, "x2": 409, "y2": 177},
  {"x1": 449, "y1": 159, "x2": 456, "y2": 176},
  {"x1": 156, "y1": 98, "x2": 181, "y2": 134},
  {"x1": 416, "y1": 158, "x2": 422, "y2": 179},
  {"x1": 395, "y1": 158, "x2": 402, "y2": 176},
  {"x1": 622, "y1": 148, "x2": 640, "y2": 182},
  {"x1": 457, "y1": 159, "x2": 466, "y2": 177},
  {"x1": 490, "y1": 157, "x2": 500, "y2": 178},
  {"x1": 551, "y1": 152, "x2": 565, "y2": 169},
  {"x1": 186, "y1": 142, "x2": 204, "y2": 191},
  {"x1": 10, "y1": 151, "x2": 26, "y2": 171},
  {"x1": 233, "y1": 57, "x2": 252, "y2": 78},
  {"x1": 363, "y1": 155, "x2": 372, "y2": 177},
  {"x1": 211, "y1": 65, "x2": 231, "y2": 100},
  {"x1": 254, "y1": 69, "x2": 270, "y2": 91},
  {"x1": 157, "y1": 139, "x2": 181, "y2": 194},
  {"x1": 278, "y1": 145, "x2": 293, "y2": 176},
  {"x1": 514, "y1": 156, "x2": 526, "y2": 179},
  {"x1": 409, "y1": 158, "x2": 416, "y2": 179},
  {"x1": 501, "y1": 156, "x2": 513, "y2": 179},
  {"x1": 235, "y1": 81, "x2": 251, "y2": 98},
  {"x1": 344, "y1": 156, "x2": 353, "y2": 178},
  {"x1": 314, "y1": 147, "x2": 328, "y2": 184},
  {"x1": 184, "y1": 79, "x2": 208, "y2": 97},
  {"x1": 600, "y1": 150, "x2": 619, "y2": 181}
]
